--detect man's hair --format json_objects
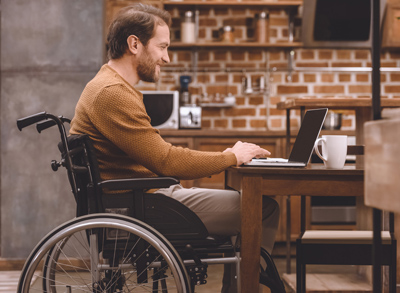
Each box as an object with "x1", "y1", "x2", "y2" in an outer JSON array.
[{"x1": 107, "y1": 3, "x2": 171, "y2": 60}]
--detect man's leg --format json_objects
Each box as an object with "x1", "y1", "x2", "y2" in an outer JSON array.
[{"x1": 155, "y1": 185, "x2": 280, "y2": 292}]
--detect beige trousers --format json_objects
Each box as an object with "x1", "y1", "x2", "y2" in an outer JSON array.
[{"x1": 155, "y1": 184, "x2": 280, "y2": 292}]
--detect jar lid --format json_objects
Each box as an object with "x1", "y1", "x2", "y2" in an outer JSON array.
[
  {"x1": 184, "y1": 11, "x2": 193, "y2": 18},
  {"x1": 259, "y1": 11, "x2": 269, "y2": 19},
  {"x1": 221, "y1": 25, "x2": 234, "y2": 32}
]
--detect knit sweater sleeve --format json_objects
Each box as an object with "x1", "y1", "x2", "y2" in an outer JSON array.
[{"x1": 89, "y1": 84, "x2": 237, "y2": 180}]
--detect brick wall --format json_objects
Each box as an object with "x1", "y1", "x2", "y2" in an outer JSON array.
[{"x1": 136, "y1": 3, "x2": 400, "y2": 131}]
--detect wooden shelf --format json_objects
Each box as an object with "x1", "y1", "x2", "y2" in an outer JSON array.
[
  {"x1": 169, "y1": 41, "x2": 302, "y2": 49},
  {"x1": 163, "y1": 0, "x2": 302, "y2": 8}
]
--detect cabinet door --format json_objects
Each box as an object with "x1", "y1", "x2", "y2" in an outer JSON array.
[{"x1": 193, "y1": 137, "x2": 282, "y2": 189}]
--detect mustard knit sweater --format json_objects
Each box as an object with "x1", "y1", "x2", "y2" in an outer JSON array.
[{"x1": 70, "y1": 65, "x2": 237, "y2": 181}]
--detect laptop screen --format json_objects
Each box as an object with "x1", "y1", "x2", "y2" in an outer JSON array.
[{"x1": 288, "y1": 108, "x2": 328, "y2": 163}]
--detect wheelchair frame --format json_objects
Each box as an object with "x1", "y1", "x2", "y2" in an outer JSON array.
[{"x1": 16, "y1": 112, "x2": 240, "y2": 293}]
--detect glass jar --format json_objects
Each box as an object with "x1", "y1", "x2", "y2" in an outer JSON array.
[
  {"x1": 181, "y1": 11, "x2": 196, "y2": 43},
  {"x1": 220, "y1": 26, "x2": 234, "y2": 43},
  {"x1": 255, "y1": 11, "x2": 269, "y2": 43}
]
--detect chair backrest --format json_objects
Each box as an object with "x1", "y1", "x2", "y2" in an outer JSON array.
[{"x1": 58, "y1": 134, "x2": 103, "y2": 217}]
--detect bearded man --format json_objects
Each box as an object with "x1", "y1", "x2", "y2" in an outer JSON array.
[{"x1": 70, "y1": 4, "x2": 280, "y2": 292}]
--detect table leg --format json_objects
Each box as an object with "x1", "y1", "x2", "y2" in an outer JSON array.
[
  {"x1": 240, "y1": 175, "x2": 262, "y2": 293},
  {"x1": 286, "y1": 195, "x2": 291, "y2": 274}
]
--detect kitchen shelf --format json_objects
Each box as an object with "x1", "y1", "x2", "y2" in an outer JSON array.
[
  {"x1": 169, "y1": 41, "x2": 303, "y2": 49},
  {"x1": 163, "y1": 1, "x2": 302, "y2": 9}
]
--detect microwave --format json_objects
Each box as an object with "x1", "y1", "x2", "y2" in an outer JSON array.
[{"x1": 142, "y1": 90, "x2": 179, "y2": 129}]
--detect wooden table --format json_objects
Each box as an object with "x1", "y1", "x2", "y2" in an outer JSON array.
[{"x1": 225, "y1": 164, "x2": 364, "y2": 293}]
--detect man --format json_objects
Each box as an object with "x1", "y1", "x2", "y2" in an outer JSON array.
[{"x1": 70, "y1": 4, "x2": 280, "y2": 292}]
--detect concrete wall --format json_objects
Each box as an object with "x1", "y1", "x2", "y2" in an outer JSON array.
[{"x1": 1, "y1": 0, "x2": 104, "y2": 258}]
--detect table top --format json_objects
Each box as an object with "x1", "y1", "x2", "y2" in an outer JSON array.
[
  {"x1": 230, "y1": 164, "x2": 363, "y2": 175},
  {"x1": 277, "y1": 97, "x2": 400, "y2": 110}
]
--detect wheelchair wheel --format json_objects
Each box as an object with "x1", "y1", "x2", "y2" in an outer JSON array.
[{"x1": 18, "y1": 214, "x2": 191, "y2": 292}]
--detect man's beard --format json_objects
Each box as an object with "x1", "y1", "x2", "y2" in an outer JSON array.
[{"x1": 137, "y1": 48, "x2": 160, "y2": 83}]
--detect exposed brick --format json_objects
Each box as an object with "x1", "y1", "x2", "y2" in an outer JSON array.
[
  {"x1": 318, "y1": 50, "x2": 333, "y2": 59},
  {"x1": 215, "y1": 74, "x2": 229, "y2": 82},
  {"x1": 235, "y1": 96, "x2": 246, "y2": 105},
  {"x1": 356, "y1": 74, "x2": 369, "y2": 82},
  {"x1": 336, "y1": 50, "x2": 352, "y2": 59},
  {"x1": 321, "y1": 73, "x2": 334, "y2": 83},
  {"x1": 355, "y1": 50, "x2": 370, "y2": 60},
  {"x1": 290, "y1": 118, "x2": 299, "y2": 128},
  {"x1": 198, "y1": 28, "x2": 206, "y2": 38},
  {"x1": 234, "y1": 28, "x2": 244, "y2": 39},
  {"x1": 285, "y1": 73, "x2": 299, "y2": 83},
  {"x1": 260, "y1": 108, "x2": 267, "y2": 116},
  {"x1": 214, "y1": 119, "x2": 228, "y2": 128},
  {"x1": 269, "y1": 51, "x2": 283, "y2": 61},
  {"x1": 214, "y1": 51, "x2": 228, "y2": 61},
  {"x1": 301, "y1": 50, "x2": 315, "y2": 60},
  {"x1": 224, "y1": 18, "x2": 247, "y2": 26},
  {"x1": 177, "y1": 52, "x2": 192, "y2": 62},
  {"x1": 349, "y1": 85, "x2": 371, "y2": 93},
  {"x1": 198, "y1": 52, "x2": 210, "y2": 61},
  {"x1": 224, "y1": 108, "x2": 256, "y2": 117},
  {"x1": 202, "y1": 108, "x2": 222, "y2": 117},
  {"x1": 277, "y1": 85, "x2": 308, "y2": 94},
  {"x1": 269, "y1": 96, "x2": 282, "y2": 105},
  {"x1": 332, "y1": 62, "x2": 363, "y2": 67},
  {"x1": 231, "y1": 51, "x2": 246, "y2": 61},
  {"x1": 196, "y1": 74, "x2": 210, "y2": 83},
  {"x1": 270, "y1": 17, "x2": 289, "y2": 26},
  {"x1": 249, "y1": 97, "x2": 264, "y2": 105},
  {"x1": 199, "y1": 18, "x2": 217, "y2": 27},
  {"x1": 269, "y1": 108, "x2": 286, "y2": 115},
  {"x1": 380, "y1": 62, "x2": 397, "y2": 67},
  {"x1": 201, "y1": 119, "x2": 211, "y2": 128},
  {"x1": 339, "y1": 74, "x2": 351, "y2": 82},
  {"x1": 214, "y1": 7, "x2": 229, "y2": 16},
  {"x1": 385, "y1": 85, "x2": 400, "y2": 93},
  {"x1": 207, "y1": 85, "x2": 238, "y2": 95},
  {"x1": 296, "y1": 62, "x2": 329, "y2": 67},
  {"x1": 270, "y1": 118, "x2": 283, "y2": 128},
  {"x1": 390, "y1": 73, "x2": 400, "y2": 82},
  {"x1": 248, "y1": 50, "x2": 263, "y2": 61},
  {"x1": 232, "y1": 119, "x2": 247, "y2": 128},
  {"x1": 232, "y1": 8, "x2": 247, "y2": 16},
  {"x1": 250, "y1": 119, "x2": 267, "y2": 128},
  {"x1": 314, "y1": 85, "x2": 344, "y2": 94},
  {"x1": 269, "y1": 28, "x2": 278, "y2": 38},
  {"x1": 304, "y1": 74, "x2": 316, "y2": 83}
]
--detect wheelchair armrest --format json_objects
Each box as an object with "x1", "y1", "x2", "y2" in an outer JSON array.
[{"x1": 98, "y1": 177, "x2": 180, "y2": 191}]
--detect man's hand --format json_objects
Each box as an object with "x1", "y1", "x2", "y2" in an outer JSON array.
[{"x1": 223, "y1": 141, "x2": 271, "y2": 166}]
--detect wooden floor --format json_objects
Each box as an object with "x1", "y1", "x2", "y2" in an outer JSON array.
[{"x1": 0, "y1": 258, "x2": 381, "y2": 293}]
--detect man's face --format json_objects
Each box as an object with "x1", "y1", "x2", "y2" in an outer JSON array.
[{"x1": 137, "y1": 24, "x2": 170, "y2": 83}]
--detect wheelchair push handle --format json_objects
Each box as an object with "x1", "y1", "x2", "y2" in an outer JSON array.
[
  {"x1": 36, "y1": 117, "x2": 71, "y2": 133},
  {"x1": 17, "y1": 112, "x2": 48, "y2": 131}
]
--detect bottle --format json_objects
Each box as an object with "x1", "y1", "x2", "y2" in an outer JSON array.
[
  {"x1": 181, "y1": 11, "x2": 195, "y2": 43},
  {"x1": 255, "y1": 11, "x2": 269, "y2": 43}
]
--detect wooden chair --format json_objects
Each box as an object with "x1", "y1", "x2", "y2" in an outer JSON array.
[
  {"x1": 364, "y1": 116, "x2": 400, "y2": 293},
  {"x1": 296, "y1": 144, "x2": 397, "y2": 293}
]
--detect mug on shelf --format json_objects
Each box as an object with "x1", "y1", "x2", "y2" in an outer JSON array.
[{"x1": 314, "y1": 135, "x2": 347, "y2": 169}]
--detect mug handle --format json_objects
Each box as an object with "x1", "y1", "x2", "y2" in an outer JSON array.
[{"x1": 314, "y1": 137, "x2": 327, "y2": 162}]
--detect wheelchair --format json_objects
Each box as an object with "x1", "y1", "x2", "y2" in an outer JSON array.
[{"x1": 16, "y1": 112, "x2": 240, "y2": 293}]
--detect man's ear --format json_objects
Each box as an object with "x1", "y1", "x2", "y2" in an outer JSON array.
[{"x1": 127, "y1": 35, "x2": 141, "y2": 55}]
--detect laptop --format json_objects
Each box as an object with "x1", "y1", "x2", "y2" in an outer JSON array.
[{"x1": 244, "y1": 108, "x2": 328, "y2": 167}]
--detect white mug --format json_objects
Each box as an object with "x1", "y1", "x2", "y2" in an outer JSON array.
[{"x1": 314, "y1": 135, "x2": 348, "y2": 169}]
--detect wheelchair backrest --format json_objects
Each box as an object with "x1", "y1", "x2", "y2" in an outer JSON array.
[{"x1": 58, "y1": 134, "x2": 104, "y2": 216}]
